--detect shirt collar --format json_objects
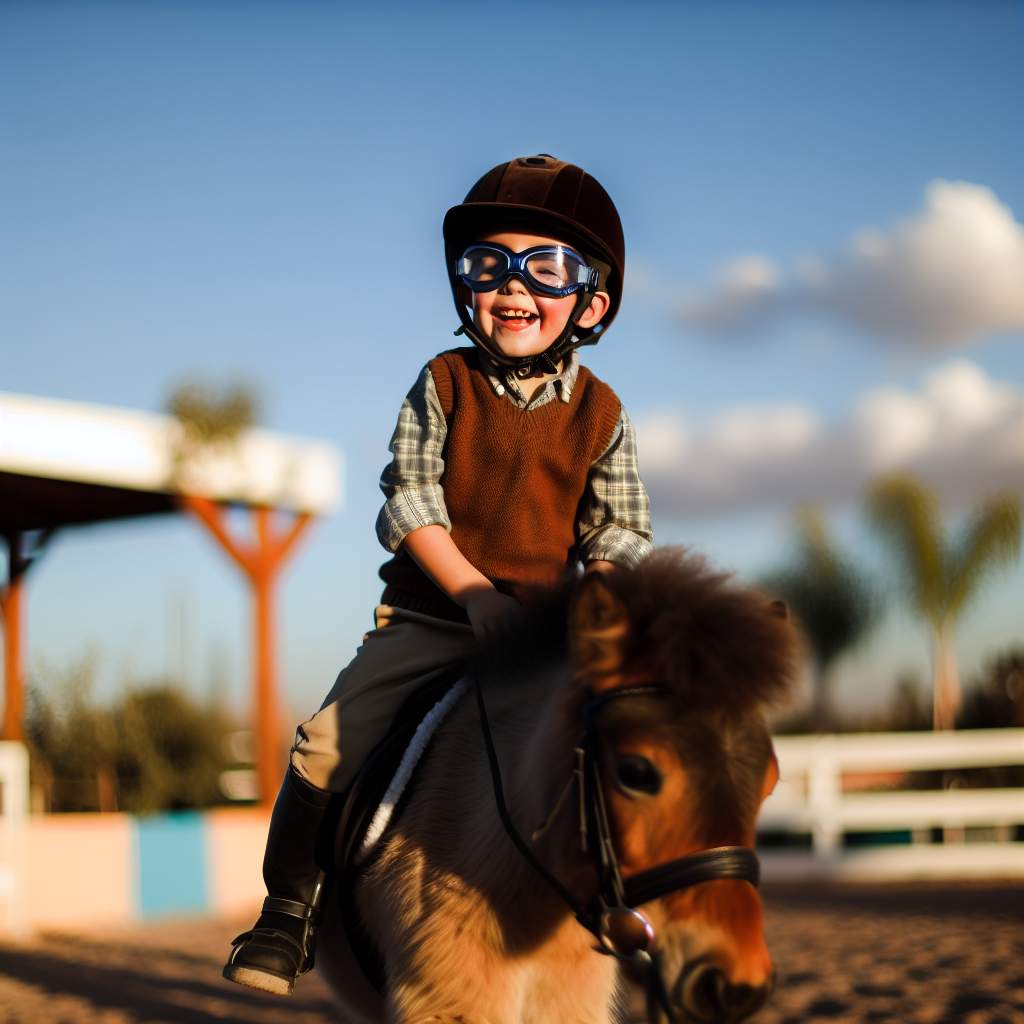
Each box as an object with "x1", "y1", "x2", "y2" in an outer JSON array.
[{"x1": 478, "y1": 350, "x2": 580, "y2": 404}]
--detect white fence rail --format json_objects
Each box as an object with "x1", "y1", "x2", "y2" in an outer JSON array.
[
  {"x1": 0, "y1": 732, "x2": 1019, "y2": 910},
  {"x1": 0, "y1": 743, "x2": 28, "y2": 935},
  {"x1": 761, "y1": 728, "x2": 1024, "y2": 881}
]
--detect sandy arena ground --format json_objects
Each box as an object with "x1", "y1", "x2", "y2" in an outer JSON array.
[{"x1": 0, "y1": 882, "x2": 1020, "y2": 1023}]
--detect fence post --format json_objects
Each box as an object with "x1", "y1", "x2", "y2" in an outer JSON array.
[
  {"x1": 0, "y1": 741, "x2": 29, "y2": 936},
  {"x1": 808, "y1": 739, "x2": 842, "y2": 860}
]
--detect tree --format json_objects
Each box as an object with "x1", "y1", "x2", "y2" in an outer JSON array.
[
  {"x1": 762, "y1": 507, "x2": 877, "y2": 730},
  {"x1": 25, "y1": 658, "x2": 236, "y2": 813},
  {"x1": 113, "y1": 685, "x2": 231, "y2": 812},
  {"x1": 25, "y1": 656, "x2": 119, "y2": 812},
  {"x1": 166, "y1": 379, "x2": 259, "y2": 485},
  {"x1": 866, "y1": 475, "x2": 1021, "y2": 730}
]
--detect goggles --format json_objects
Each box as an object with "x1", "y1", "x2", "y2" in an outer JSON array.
[{"x1": 456, "y1": 242, "x2": 599, "y2": 298}]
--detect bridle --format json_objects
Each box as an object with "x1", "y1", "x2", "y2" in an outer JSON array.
[{"x1": 474, "y1": 678, "x2": 761, "y2": 1024}]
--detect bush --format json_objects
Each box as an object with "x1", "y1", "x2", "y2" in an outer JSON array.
[
  {"x1": 112, "y1": 685, "x2": 233, "y2": 812},
  {"x1": 25, "y1": 660, "x2": 237, "y2": 814},
  {"x1": 958, "y1": 648, "x2": 1024, "y2": 730}
]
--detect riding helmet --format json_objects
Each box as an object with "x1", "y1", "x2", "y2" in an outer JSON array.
[{"x1": 443, "y1": 154, "x2": 626, "y2": 372}]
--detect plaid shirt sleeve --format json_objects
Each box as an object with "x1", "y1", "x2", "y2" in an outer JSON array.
[
  {"x1": 576, "y1": 407, "x2": 654, "y2": 567},
  {"x1": 375, "y1": 365, "x2": 451, "y2": 552}
]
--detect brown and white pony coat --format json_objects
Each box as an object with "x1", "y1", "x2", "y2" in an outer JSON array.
[{"x1": 317, "y1": 550, "x2": 798, "y2": 1023}]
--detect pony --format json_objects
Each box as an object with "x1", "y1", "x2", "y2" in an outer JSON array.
[{"x1": 316, "y1": 549, "x2": 799, "y2": 1023}]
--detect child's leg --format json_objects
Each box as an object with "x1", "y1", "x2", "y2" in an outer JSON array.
[
  {"x1": 223, "y1": 767, "x2": 331, "y2": 995},
  {"x1": 224, "y1": 606, "x2": 476, "y2": 995},
  {"x1": 291, "y1": 606, "x2": 477, "y2": 794}
]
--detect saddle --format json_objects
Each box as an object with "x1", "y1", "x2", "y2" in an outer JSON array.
[{"x1": 329, "y1": 667, "x2": 469, "y2": 992}]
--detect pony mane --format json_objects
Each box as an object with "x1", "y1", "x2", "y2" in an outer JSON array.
[
  {"x1": 599, "y1": 548, "x2": 799, "y2": 713},
  {"x1": 481, "y1": 548, "x2": 799, "y2": 714}
]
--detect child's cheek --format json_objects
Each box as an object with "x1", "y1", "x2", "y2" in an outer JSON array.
[
  {"x1": 539, "y1": 296, "x2": 574, "y2": 334},
  {"x1": 470, "y1": 295, "x2": 491, "y2": 326}
]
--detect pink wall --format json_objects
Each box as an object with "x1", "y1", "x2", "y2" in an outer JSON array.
[
  {"x1": 206, "y1": 808, "x2": 271, "y2": 916},
  {"x1": 26, "y1": 814, "x2": 135, "y2": 929},
  {"x1": 18, "y1": 809, "x2": 272, "y2": 931}
]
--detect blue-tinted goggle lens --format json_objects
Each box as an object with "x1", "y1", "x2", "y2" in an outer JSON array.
[{"x1": 456, "y1": 243, "x2": 598, "y2": 297}]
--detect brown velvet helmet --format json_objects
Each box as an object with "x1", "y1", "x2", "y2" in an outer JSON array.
[{"x1": 443, "y1": 154, "x2": 625, "y2": 371}]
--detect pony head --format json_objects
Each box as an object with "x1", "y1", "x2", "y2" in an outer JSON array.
[{"x1": 568, "y1": 550, "x2": 798, "y2": 1022}]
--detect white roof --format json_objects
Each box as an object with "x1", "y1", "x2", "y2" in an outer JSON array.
[{"x1": 0, "y1": 392, "x2": 343, "y2": 516}]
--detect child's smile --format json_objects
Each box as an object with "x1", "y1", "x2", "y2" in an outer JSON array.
[{"x1": 492, "y1": 306, "x2": 538, "y2": 330}]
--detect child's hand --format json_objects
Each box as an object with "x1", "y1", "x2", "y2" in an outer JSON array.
[{"x1": 464, "y1": 587, "x2": 520, "y2": 641}]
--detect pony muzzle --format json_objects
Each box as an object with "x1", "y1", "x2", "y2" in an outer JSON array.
[{"x1": 673, "y1": 959, "x2": 774, "y2": 1023}]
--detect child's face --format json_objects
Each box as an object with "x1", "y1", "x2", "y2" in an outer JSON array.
[{"x1": 469, "y1": 231, "x2": 610, "y2": 364}]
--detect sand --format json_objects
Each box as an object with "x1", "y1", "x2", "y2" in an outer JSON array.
[{"x1": 0, "y1": 882, "x2": 1019, "y2": 1022}]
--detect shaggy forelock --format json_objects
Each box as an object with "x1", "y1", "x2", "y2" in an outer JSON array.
[
  {"x1": 484, "y1": 548, "x2": 799, "y2": 718},
  {"x1": 603, "y1": 548, "x2": 799, "y2": 713}
]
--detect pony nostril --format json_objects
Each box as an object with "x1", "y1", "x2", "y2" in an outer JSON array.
[
  {"x1": 675, "y1": 962, "x2": 726, "y2": 1021},
  {"x1": 722, "y1": 981, "x2": 770, "y2": 1020},
  {"x1": 675, "y1": 962, "x2": 771, "y2": 1022}
]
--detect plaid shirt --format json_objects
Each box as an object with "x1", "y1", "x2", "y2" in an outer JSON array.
[{"x1": 376, "y1": 351, "x2": 653, "y2": 567}]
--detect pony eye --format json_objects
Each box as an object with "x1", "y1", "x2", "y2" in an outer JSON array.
[{"x1": 614, "y1": 755, "x2": 662, "y2": 795}]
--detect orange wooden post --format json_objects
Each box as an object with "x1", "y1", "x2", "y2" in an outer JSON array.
[
  {"x1": 181, "y1": 497, "x2": 313, "y2": 806},
  {"x1": 1, "y1": 531, "x2": 53, "y2": 742},
  {"x1": 1, "y1": 535, "x2": 26, "y2": 742},
  {"x1": 252, "y1": 507, "x2": 279, "y2": 811}
]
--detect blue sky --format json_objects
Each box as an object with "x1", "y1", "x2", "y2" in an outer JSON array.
[{"x1": 3, "y1": 1, "x2": 1023, "y2": 719}]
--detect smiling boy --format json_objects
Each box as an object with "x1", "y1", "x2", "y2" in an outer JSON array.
[{"x1": 224, "y1": 154, "x2": 653, "y2": 995}]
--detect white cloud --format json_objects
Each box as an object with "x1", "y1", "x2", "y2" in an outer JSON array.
[
  {"x1": 637, "y1": 412, "x2": 691, "y2": 472},
  {"x1": 637, "y1": 361, "x2": 1024, "y2": 518},
  {"x1": 678, "y1": 181, "x2": 1024, "y2": 347},
  {"x1": 678, "y1": 256, "x2": 782, "y2": 331}
]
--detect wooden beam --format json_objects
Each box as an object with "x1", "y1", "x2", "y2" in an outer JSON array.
[
  {"x1": 1, "y1": 531, "x2": 54, "y2": 742},
  {"x1": 181, "y1": 498, "x2": 316, "y2": 807},
  {"x1": 179, "y1": 494, "x2": 255, "y2": 578},
  {"x1": 1, "y1": 569, "x2": 24, "y2": 742},
  {"x1": 273, "y1": 511, "x2": 313, "y2": 569}
]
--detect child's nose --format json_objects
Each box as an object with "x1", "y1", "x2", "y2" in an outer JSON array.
[{"x1": 498, "y1": 273, "x2": 531, "y2": 296}]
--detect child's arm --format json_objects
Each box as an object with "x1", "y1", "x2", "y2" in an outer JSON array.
[
  {"x1": 577, "y1": 406, "x2": 654, "y2": 568},
  {"x1": 402, "y1": 525, "x2": 519, "y2": 637}
]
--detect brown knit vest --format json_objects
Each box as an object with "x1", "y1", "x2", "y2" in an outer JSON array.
[{"x1": 379, "y1": 348, "x2": 621, "y2": 619}]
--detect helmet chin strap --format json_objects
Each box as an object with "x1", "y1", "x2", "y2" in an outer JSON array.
[{"x1": 454, "y1": 288, "x2": 593, "y2": 378}]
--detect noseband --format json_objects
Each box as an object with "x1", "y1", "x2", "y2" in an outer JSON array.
[{"x1": 474, "y1": 678, "x2": 761, "y2": 1024}]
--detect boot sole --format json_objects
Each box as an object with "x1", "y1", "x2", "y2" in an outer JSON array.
[{"x1": 222, "y1": 963, "x2": 294, "y2": 996}]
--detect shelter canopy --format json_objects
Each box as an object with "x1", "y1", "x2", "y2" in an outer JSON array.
[
  {"x1": 0, "y1": 391, "x2": 342, "y2": 792},
  {"x1": 0, "y1": 392, "x2": 342, "y2": 533}
]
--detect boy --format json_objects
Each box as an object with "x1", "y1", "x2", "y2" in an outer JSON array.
[{"x1": 223, "y1": 154, "x2": 653, "y2": 995}]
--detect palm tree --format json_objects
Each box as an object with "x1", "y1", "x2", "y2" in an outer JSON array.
[
  {"x1": 762, "y1": 507, "x2": 877, "y2": 731},
  {"x1": 866, "y1": 475, "x2": 1021, "y2": 730}
]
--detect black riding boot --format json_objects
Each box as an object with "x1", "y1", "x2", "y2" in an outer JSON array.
[{"x1": 223, "y1": 767, "x2": 332, "y2": 995}]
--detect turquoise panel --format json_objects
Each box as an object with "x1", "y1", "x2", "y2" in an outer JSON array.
[{"x1": 135, "y1": 812, "x2": 209, "y2": 918}]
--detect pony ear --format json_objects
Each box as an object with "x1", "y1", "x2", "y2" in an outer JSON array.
[{"x1": 570, "y1": 573, "x2": 629, "y2": 688}]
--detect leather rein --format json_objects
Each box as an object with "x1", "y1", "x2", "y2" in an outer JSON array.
[{"x1": 474, "y1": 678, "x2": 761, "y2": 1024}]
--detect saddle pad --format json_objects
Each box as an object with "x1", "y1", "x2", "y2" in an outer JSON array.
[{"x1": 355, "y1": 674, "x2": 471, "y2": 865}]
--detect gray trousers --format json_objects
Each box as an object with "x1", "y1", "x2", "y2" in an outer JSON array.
[{"x1": 289, "y1": 605, "x2": 477, "y2": 794}]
